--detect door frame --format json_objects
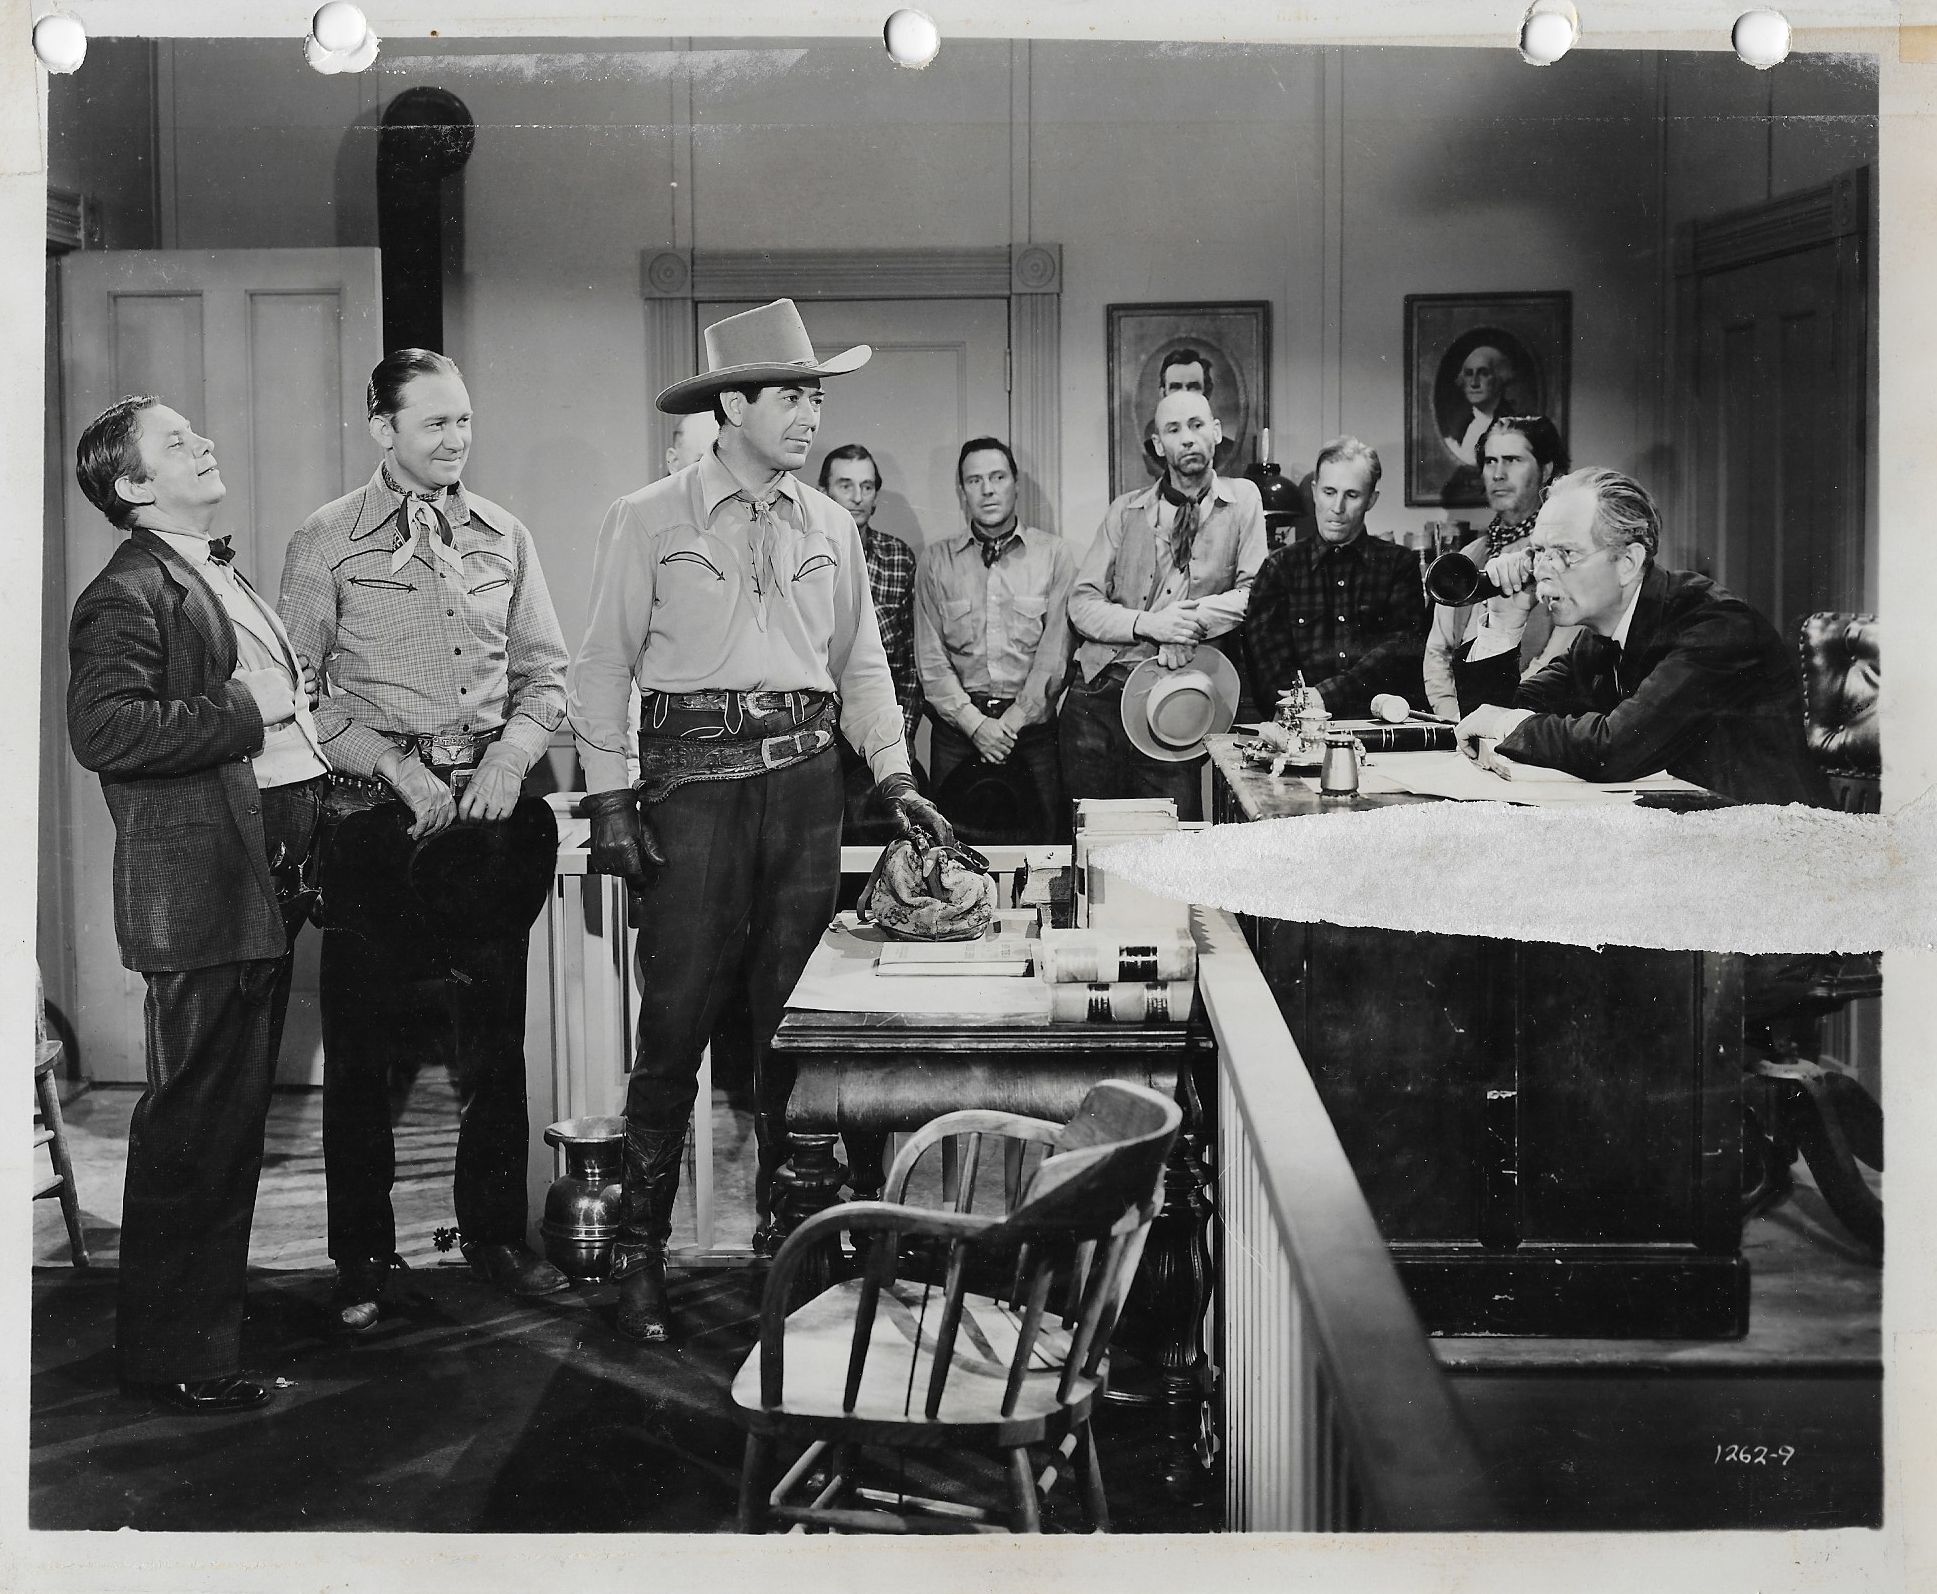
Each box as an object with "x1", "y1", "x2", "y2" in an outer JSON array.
[
  {"x1": 641, "y1": 245, "x2": 1064, "y2": 533},
  {"x1": 1670, "y1": 166, "x2": 1872, "y2": 610}
]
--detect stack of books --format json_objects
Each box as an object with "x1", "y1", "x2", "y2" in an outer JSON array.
[
  {"x1": 1039, "y1": 926, "x2": 1198, "y2": 1025},
  {"x1": 1072, "y1": 798, "x2": 1191, "y2": 931}
]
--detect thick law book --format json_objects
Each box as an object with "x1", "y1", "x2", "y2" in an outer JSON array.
[
  {"x1": 1048, "y1": 979, "x2": 1196, "y2": 1024},
  {"x1": 1038, "y1": 927, "x2": 1197, "y2": 985}
]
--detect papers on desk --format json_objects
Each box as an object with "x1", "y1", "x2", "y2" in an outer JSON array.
[
  {"x1": 789, "y1": 914, "x2": 1055, "y2": 1018},
  {"x1": 1335, "y1": 750, "x2": 1704, "y2": 806}
]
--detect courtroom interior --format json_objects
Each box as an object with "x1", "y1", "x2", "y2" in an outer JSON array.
[{"x1": 32, "y1": 34, "x2": 1882, "y2": 1538}]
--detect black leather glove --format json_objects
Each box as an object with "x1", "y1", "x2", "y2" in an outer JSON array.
[
  {"x1": 874, "y1": 771, "x2": 956, "y2": 848},
  {"x1": 573, "y1": 788, "x2": 666, "y2": 886}
]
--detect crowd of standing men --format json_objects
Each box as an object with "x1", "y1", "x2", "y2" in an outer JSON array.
[{"x1": 67, "y1": 297, "x2": 1827, "y2": 1406}]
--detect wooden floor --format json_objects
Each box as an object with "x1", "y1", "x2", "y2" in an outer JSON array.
[{"x1": 33, "y1": 1074, "x2": 1881, "y2": 1532}]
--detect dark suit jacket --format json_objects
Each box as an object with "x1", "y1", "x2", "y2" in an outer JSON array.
[
  {"x1": 68, "y1": 529, "x2": 282, "y2": 971},
  {"x1": 1499, "y1": 564, "x2": 1829, "y2": 807}
]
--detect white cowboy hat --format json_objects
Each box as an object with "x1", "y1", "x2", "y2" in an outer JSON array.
[
  {"x1": 1121, "y1": 650, "x2": 1242, "y2": 763},
  {"x1": 655, "y1": 298, "x2": 872, "y2": 415}
]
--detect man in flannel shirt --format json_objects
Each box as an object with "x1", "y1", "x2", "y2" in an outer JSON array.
[
  {"x1": 1243, "y1": 436, "x2": 1427, "y2": 720},
  {"x1": 279, "y1": 349, "x2": 571, "y2": 1333},
  {"x1": 819, "y1": 443, "x2": 922, "y2": 746}
]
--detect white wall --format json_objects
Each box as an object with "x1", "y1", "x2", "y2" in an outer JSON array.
[{"x1": 54, "y1": 38, "x2": 1878, "y2": 653}]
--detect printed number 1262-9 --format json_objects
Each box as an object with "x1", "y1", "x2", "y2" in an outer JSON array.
[{"x1": 1715, "y1": 1444, "x2": 1795, "y2": 1465}]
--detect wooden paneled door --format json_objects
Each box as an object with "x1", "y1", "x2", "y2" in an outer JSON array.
[
  {"x1": 55, "y1": 248, "x2": 382, "y2": 1085},
  {"x1": 1674, "y1": 167, "x2": 1873, "y2": 637},
  {"x1": 697, "y1": 298, "x2": 1012, "y2": 554}
]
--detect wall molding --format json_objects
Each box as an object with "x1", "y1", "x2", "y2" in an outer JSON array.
[{"x1": 639, "y1": 244, "x2": 1064, "y2": 530}]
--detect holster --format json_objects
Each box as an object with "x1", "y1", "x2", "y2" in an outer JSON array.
[{"x1": 635, "y1": 706, "x2": 836, "y2": 806}]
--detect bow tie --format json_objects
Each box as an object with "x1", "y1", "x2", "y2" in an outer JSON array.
[{"x1": 206, "y1": 536, "x2": 235, "y2": 566}]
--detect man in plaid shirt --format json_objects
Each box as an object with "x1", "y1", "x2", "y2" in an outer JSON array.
[
  {"x1": 820, "y1": 445, "x2": 923, "y2": 842},
  {"x1": 1243, "y1": 436, "x2": 1427, "y2": 719},
  {"x1": 279, "y1": 349, "x2": 572, "y2": 1332}
]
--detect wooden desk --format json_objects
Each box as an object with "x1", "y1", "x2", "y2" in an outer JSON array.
[
  {"x1": 769, "y1": 994, "x2": 1218, "y2": 1496},
  {"x1": 1207, "y1": 735, "x2": 1748, "y2": 1338}
]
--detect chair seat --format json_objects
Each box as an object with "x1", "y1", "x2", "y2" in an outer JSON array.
[{"x1": 732, "y1": 1276, "x2": 1101, "y2": 1438}]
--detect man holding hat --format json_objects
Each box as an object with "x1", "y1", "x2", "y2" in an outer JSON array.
[
  {"x1": 1063, "y1": 389, "x2": 1265, "y2": 820},
  {"x1": 914, "y1": 436, "x2": 1076, "y2": 841},
  {"x1": 567, "y1": 298, "x2": 953, "y2": 1344}
]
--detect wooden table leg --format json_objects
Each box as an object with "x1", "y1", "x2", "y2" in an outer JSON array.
[{"x1": 767, "y1": 1131, "x2": 846, "y2": 1297}]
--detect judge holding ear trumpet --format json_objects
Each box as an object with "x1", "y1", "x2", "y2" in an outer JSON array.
[{"x1": 568, "y1": 299, "x2": 953, "y2": 1344}]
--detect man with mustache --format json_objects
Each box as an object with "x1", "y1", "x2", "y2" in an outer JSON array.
[
  {"x1": 1453, "y1": 467, "x2": 1827, "y2": 808},
  {"x1": 567, "y1": 299, "x2": 953, "y2": 1343},
  {"x1": 1244, "y1": 436, "x2": 1428, "y2": 719},
  {"x1": 69, "y1": 397, "x2": 329, "y2": 1412},
  {"x1": 1064, "y1": 389, "x2": 1266, "y2": 820}
]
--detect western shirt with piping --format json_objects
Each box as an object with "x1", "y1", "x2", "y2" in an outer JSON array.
[
  {"x1": 276, "y1": 465, "x2": 568, "y2": 781},
  {"x1": 567, "y1": 449, "x2": 912, "y2": 796}
]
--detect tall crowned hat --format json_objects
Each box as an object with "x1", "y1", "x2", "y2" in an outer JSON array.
[{"x1": 655, "y1": 298, "x2": 871, "y2": 415}]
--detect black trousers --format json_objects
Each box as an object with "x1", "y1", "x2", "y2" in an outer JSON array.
[
  {"x1": 117, "y1": 778, "x2": 321, "y2": 1383},
  {"x1": 928, "y1": 714, "x2": 1068, "y2": 842},
  {"x1": 1058, "y1": 668, "x2": 1206, "y2": 821},
  {"x1": 320, "y1": 899, "x2": 532, "y2": 1265},
  {"x1": 623, "y1": 745, "x2": 844, "y2": 1226}
]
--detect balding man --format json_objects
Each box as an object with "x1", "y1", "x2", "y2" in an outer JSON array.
[
  {"x1": 664, "y1": 411, "x2": 720, "y2": 477},
  {"x1": 1064, "y1": 389, "x2": 1266, "y2": 820}
]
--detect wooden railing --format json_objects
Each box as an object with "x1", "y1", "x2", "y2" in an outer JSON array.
[
  {"x1": 533, "y1": 811, "x2": 1498, "y2": 1528},
  {"x1": 1195, "y1": 905, "x2": 1501, "y2": 1531}
]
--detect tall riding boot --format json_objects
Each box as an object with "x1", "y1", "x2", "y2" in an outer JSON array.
[{"x1": 610, "y1": 1121, "x2": 687, "y2": 1343}]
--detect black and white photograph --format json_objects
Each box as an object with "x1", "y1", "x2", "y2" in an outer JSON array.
[{"x1": 10, "y1": 3, "x2": 1930, "y2": 1590}]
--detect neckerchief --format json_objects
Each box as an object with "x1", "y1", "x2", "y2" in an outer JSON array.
[
  {"x1": 1485, "y1": 509, "x2": 1540, "y2": 558},
  {"x1": 734, "y1": 478, "x2": 788, "y2": 629},
  {"x1": 974, "y1": 519, "x2": 1021, "y2": 568},
  {"x1": 206, "y1": 535, "x2": 235, "y2": 566},
  {"x1": 382, "y1": 464, "x2": 465, "y2": 576},
  {"x1": 1158, "y1": 474, "x2": 1213, "y2": 573}
]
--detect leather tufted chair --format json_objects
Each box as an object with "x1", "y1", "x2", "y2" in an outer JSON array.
[
  {"x1": 1799, "y1": 612, "x2": 1880, "y2": 813},
  {"x1": 1741, "y1": 614, "x2": 1884, "y2": 1256}
]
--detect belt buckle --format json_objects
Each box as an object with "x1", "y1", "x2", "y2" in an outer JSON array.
[
  {"x1": 428, "y1": 733, "x2": 479, "y2": 770},
  {"x1": 761, "y1": 730, "x2": 801, "y2": 769}
]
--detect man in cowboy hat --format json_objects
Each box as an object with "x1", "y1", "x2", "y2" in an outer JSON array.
[
  {"x1": 1063, "y1": 388, "x2": 1267, "y2": 820},
  {"x1": 1244, "y1": 435, "x2": 1428, "y2": 719},
  {"x1": 914, "y1": 436, "x2": 1076, "y2": 841},
  {"x1": 566, "y1": 298, "x2": 954, "y2": 1344}
]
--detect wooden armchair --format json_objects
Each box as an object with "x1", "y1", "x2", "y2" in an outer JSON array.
[{"x1": 730, "y1": 1079, "x2": 1182, "y2": 1534}]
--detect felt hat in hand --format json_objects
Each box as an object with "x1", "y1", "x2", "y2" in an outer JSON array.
[
  {"x1": 1120, "y1": 649, "x2": 1242, "y2": 763},
  {"x1": 315, "y1": 793, "x2": 558, "y2": 944},
  {"x1": 655, "y1": 298, "x2": 872, "y2": 415},
  {"x1": 931, "y1": 754, "x2": 1047, "y2": 846}
]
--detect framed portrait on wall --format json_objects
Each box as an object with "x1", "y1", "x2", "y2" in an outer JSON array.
[
  {"x1": 1106, "y1": 301, "x2": 1271, "y2": 502},
  {"x1": 1404, "y1": 291, "x2": 1572, "y2": 508}
]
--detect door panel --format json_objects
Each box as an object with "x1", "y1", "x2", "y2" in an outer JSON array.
[
  {"x1": 699, "y1": 297, "x2": 1011, "y2": 552},
  {"x1": 58, "y1": 248, "x2": 381, "y2": 1085}
]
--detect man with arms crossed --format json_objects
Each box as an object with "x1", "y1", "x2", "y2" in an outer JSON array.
[
  {"x1": 1064, "y1": 389, "x2": 1266, "y2": 820},
  {"x1": 69, "y1": 397, "x2": 329, "y2": 1412},
  {"x1": 915, "y1": 436, "x2": 1075, "y2": 840},
  {"x1": 567, "y1": 299, "x2": 952, "y2": 1343}
]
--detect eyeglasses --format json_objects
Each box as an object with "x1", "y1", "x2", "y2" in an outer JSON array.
[{"x1": 1529, "y1": 543, "x2": 1611, "y2": 575}]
